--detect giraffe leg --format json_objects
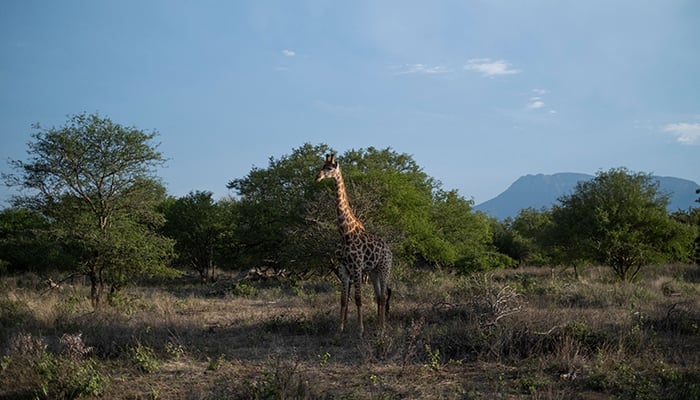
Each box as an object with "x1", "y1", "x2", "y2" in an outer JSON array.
[
  {"x1": 339, "y1": 267, "x2": 350, "y2": 333},
  {"x1": 370, "y1": 272, "x2": 387, "y2": 333},
  {"x1": 353, "y1": 270, "x2": 364, "y2": 336}
]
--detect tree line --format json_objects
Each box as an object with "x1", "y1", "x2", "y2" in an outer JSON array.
[{"x1": 1, "y1": 113, "x2": 698, "y2": 307}]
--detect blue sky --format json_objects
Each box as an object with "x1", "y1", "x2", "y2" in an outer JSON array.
[{"x1": 1, "y1": 1, "x2": 699, "y2": 207}]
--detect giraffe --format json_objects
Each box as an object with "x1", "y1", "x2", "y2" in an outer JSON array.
[{"x1": 316, "y1": 153, "x2": 392, "y2": 334}]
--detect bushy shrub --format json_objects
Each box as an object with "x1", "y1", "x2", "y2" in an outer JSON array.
[
  {"x1": 0, "y1": 332, "x2": 107, "y2": 399},
  {"x1": 128, "y1": 341, "x2": 160, "y2": 373}
]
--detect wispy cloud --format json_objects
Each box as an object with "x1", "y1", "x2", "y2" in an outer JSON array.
[
  {"x1": 281, "y1": 49, "x2": 296, "y2": 57},
  {"x1": 663, "y1": 122, "x2": 700, "y2": 145},
  {"x1": 394, "y1": 63, "x2": 451, "y2": 75},
  {"x1": 464, "y1": 58, "x2": 520, "y2": 77},
  {"x1": 528, "y1": 97, "x2": 545, "y2": 109},
  {"x1": 526, "y1": 89, "x2": 555, "y2": 113}
]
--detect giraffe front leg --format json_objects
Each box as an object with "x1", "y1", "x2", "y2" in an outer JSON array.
[
  {"x1": 339, "y1": 271, "x2": 350, "y2": 333},
  {"x1": 353, "y1": 271, "x2": 364, "y2": 336}
]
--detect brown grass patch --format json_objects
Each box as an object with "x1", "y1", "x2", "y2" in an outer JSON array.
[{"x1": 1, "y1": 264, "x2": 699, "y2": 399}]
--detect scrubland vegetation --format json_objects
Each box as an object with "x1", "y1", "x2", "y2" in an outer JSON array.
[
  {"x1": 1, "y1": 263, "x2": 699, "y2": 399},
  {"x1": 2, "y1": 113, "x2": 699, "y2": 399}
]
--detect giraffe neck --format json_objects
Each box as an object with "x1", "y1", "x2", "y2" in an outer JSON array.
[{"x1": 333, "y1": 170, "x2": 365, "y2": 239}]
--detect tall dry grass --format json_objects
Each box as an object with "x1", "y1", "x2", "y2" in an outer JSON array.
[{"x1": 1, "y1": 264, "x2": 699, "y2": 399}]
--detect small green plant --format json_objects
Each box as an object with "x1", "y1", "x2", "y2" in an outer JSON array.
[
  {"x1": 129, "y1": 342, "x2": 160, "y2": 373},
  {"x1": 516, "y1": 374, "x2": 551, "y2": 395},
  {"x1": 230, "y1": 281, "x2": 258, "y2": 297},
  {"x1": 207, "y1": 353, "x2": 225, "y2": 371},
  {"x1": 165, "y1": 342, "x2": 185, "y2": 361},
  {"x1": 317, "y1": 352, "x2": 331, "y2": 368},
  {"x1": 424, "y1": 344, "x2": 441, "y2": 371},
  {"x1": 0, "y1": 355, "x2": 10, "y2": 371}
]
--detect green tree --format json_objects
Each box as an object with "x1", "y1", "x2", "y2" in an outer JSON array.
[
  {"x1": 3, "y1": 112, "x2": 176, "y2": 307},
  {"x1": 161, "y1": 191, "x2": 235, "y2": 281},
  {"x1": 227, "y1": 144, "x2": 337, "y2": 273},
  {"x1": 510, "y1": 207, "x2": 553, "y2": 266},
  {"x1": 430, "y1": 190, "x2": 505, "y2": 271},
  {"x1": 491, "y1": 208, "x2": 552, "y2": 267},
  {"x1": 227, "y1": 143, "x2": 500, "y2": 275},
  {"x1": 671, "y1": 207, "x2": 700, "y2": 264},
  {"x1": 0, "y1": 207, "x2": 73, "y2": 274},
  {"x1": 549, "y1": 168, "x2": 695, "y2": 281}
]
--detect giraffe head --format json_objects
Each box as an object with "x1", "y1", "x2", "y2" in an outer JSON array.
[{"x1": 315, "y1": 153, "x2": 340, "y2": 182}]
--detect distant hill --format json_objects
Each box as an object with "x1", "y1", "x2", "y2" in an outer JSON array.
[{"x1": 474, "y1": 173, "x2": 700, "y2": 220}]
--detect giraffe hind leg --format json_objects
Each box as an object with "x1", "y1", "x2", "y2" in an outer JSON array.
[
  {"x1": 370, "y1": 271, "x2": 389, "y2": 332},
  {"x1": 386, "y1": 286, "x2": 392, "y2": 317}
]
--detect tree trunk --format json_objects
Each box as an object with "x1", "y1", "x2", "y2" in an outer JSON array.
[
  {"x1": 88, "y1": 266, "x2": 106, "y2": 309},
  {"x1": 89, "y1": 270, "x2": 100, "y2": 309}
]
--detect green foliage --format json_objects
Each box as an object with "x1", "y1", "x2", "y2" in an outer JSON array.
[
  {"x1": 230, "y1": 281, "x2": 258, "y2": 297},
  {"x1": 589, "y1": 359, "x2": 700, "y2": 400},
  {"x1": 548, "y1": 168, "x2": 696, "y2": 281},
  {"x1": 516, "y1": 374, "x2": 552, "y2": 395},
  {"x1": 128, "y1": 342, "x2": 160, "y2": 373},
  {"x1": 34, "y1": 354, "x2": 107, "y2": 399},
  {"x1": 0, "y1": 297, "x2": 32, "y2": 332},
  {"x1": 511, "y1": 208, "x2": 553, "y2": 265},
  {"x1": 227, "y1": 143, "x2": 498, "y2": 273},
  {"x1": 164, "y1": 342, "x2": 185, "y2": 361},
  {"x1": 671, "y1": 207, "x2": 700, "y2": 264},
  {"x1": 0, "y1": 207, "x2": 74, "y2": 273},
  {"x1": 4, "y1": 112, "x2": 176, "y2": 307},
  {"x1": 160, "y1": 191, "x2": 236, "y2": 279},
  {"x1": 1, "y1": 333, "x2": 107, "y2": 399},
  {"x1": 424, "y1": 344, "x2": 442, "y2": 371},
  {"x1": 228, "y1": 143, "x2": 334, "y2": 274},
  {"x1": 207, "y1": 353, "x2": 225, "y2": 371},
  {"x1": 430, "y1": 190, "x2": 504, "y2": 271}
]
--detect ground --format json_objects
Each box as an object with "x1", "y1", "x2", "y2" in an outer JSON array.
[{"x1": 1, "y1": 264, "x2": 699, "y2": 399}]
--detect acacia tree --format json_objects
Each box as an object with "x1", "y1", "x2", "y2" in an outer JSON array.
[
  {"x1": 4, "y1": 112, "x2": 176, "y2": 307},
  {"x1": 549, "y1": 168, "x2": 695, "y2": 281}
]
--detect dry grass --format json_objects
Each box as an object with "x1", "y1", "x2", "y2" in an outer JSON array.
[{"x1": 1, "y1": 264, "x2": 699, "y2": 399}]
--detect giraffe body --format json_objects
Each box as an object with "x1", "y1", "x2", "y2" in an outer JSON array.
[{"x1": 316, "y1": 154, "x2": 392, "y2": 334}]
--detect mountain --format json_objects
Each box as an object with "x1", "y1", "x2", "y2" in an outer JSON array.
[{"x1": 474, "y1": 173, "x2": 700, "y2": 220}]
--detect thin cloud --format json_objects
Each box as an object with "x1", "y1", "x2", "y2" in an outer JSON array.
[
  {"x1": 281, "y1": 49, "x2": 296, "y2": 57},
  {"x1": 395, "y1": 63, "x2": 450, "y2": 75},
  {"x1": 663, "y1": 122, "x2": 700, "y2": 145},
  {"x1": 464, "y1": 58, "x2": 520, "y2": 77},
  {"x1": 527, "y1": 89, "x2": 555, "y2": 114},
  {"x1": 528, "y1": 97, "x2": 545, "y2": 109}
]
